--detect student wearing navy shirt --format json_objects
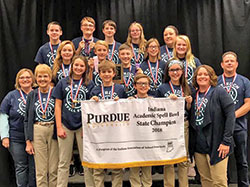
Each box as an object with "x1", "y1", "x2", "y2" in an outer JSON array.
[
  {"x1": 173, "y1": 35, "x2": 201, "y2": 86},
  {"x1": 160, "y1": 25, "x2": 178, "y2": 64},
  {"x1": 156, "y1": 58, "x2": 192, "y2": 187},
  {"x1": 0, "y1": 68, "x2": 36, "y2": 187},
  {"x1": 52, "y1": 40, "x2": 75, "y2": 85},
  {"x1": 24, "y1": 64, "x2": 58, "y2": 187},
  {"x1": 53, "y1": 55, "x2": 95, "y2": 187},
  {"x1": 119, "y1": 43, "x2": 138, "y2": 97},
  {"x1": 126, "y1": 22, "x2": 147, "y2": 67},
  {"x1": 73, "y1": 16, "x2": 98, "y2": 58},
  {"x1": 218, "y1": 51, "x2": 250, "y2": 187},
  {"x1": 90, "y1": 60, "x2": 126, "y2": 187},
  {"x1": 140, "y1": 38, "x2": 165, "y2": 96},
  {"x1": 102, "y1": 20, "x2": 121, "y2": 64},
  {"x1": 189, "y1": 65, "x2": 235, "y2": 187},
  {"x1": 34, "y1": 21, "x2": 63, "y2": 68}
]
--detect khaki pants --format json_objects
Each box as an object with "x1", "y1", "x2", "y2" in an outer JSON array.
[
  {"x1": 57, "y1": 125, "x2": 95, "y2": 187},
  {"x1": 194, "y1": 153, "x2": 228, "y2": 187},
  {"x1": 129, "y1": 167, "x2": 152, "y2": 187},
  {"x1": 33, "y1": 124, "x2": 58, "y2": 187},
  {"x1": 93, "y1": 169, "x2": 123, "y2": 187},
  {"x1": 164, "y1": 120, "x2": 189, "y2": 187}
]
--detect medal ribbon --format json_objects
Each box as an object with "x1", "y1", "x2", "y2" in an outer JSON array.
[
  {"x1": 19, "y1": 89, "x2": 27, "y2": 104},
  {"x1": 70, "y1": 78, "x2": 83, "y2": 102},
  {"x1": 61, "y1": 64, "x2": 71, "y2": 77},
  {"x1": 49, "y1": 41, "x2": 61, "y2": 62},
  {"x1": 101, "y1": 83, "x2": 114, "y2": 99},
  {"x1": 131, "y1": 44, "x2": 141, "y2": 64},
  {"x1": 165, "y1": 46, "x2": 171, "y2": 59},
  {"x1": 222, "y1": 73, "x2": 237, "y2": 93},
  {"x1": 38, "y1": 87, "x2": 52, "y2": 116},
  {"x1": 82, "y1": 37, "x2": 93, "y2": 55},
  {"x1": 123, "y1": 66, "x2": 132, "y2": 88},
  {"x1": 147, "y1": 60, "x2": 159, "y2": 86},
  {"x1": 196, "y1": 86, "x2": 211, "y2": 114},
  {"x1": 183, "y1": 59, "x2": 188, "y2": 78},
  {"x1": 169, "y1": 81, "x2": 184, "y2": 97},
  {"x1": 108, "y1": 41, "x2": 116, "y2": 61}
]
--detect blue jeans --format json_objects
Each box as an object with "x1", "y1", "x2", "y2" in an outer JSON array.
[
  {"x1": 233, "y1": 130, "x2": 249, "y2": 187},
  {"x1": 9, "y1": 141, "x2": 36, "y2": 187}
]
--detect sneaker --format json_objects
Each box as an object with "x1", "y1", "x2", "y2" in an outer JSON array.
[
  {"x1": 79, "y1": 165, "x2": 84, "y2": 176},
  {"x1": 69, "y1": 164, "x2": 76, "y2": 177}
]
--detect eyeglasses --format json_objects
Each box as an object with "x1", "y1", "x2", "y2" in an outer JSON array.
[
  {"x1": 19, "y1": 76, "x2": 31, "y2": 80},
  {"x1": 169, "y1": 68, "x2": 182, "y2": 72},
  {"x1": 136, "y1": 82, "x2": 149, "y2": 86},
  {"x1": 82, "y1": 24, "x2": 94, "y2": 28},
  {"x1": 130, "y1": 29, "x2": 140, "y2": 33},
  {"x1": 147, "y1": 45, "x2": 159, "y2": 49}
]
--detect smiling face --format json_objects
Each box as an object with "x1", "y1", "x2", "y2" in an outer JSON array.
[
  {"x1": 47, "y1": 24, "x2": 62, "y2": 41},
  {"x1": 168, "y1": 64, "x2": 183, "y2": 84},
  {"x1": 119, "y1": 49, "x2": 132, "y2": 67},
  {"x1": 81, "y1": 20, "x2": 95, "y2": 37},
  {"x1": 102, "y1": 25, "x2": 116, "y2": 38},
  {"x1": 36, "y1": 73, "x2": 51, "y2": 90},
  {"x1": 18, "y1": 71, "x2": 33, "y2": 90},
  {"x1": 163, "y1": 27, "x2": 177, "y2": 48},
  {"x1": 95, "y1": 45, "x2": 108, "y2": 62},
  {"x1": 175, "y1": 38, "x2": 188, "y2": 58},
  {"x1": 99, "y1": 68, "x2": 116, "y2": 85},
  {"x1": 130, "y1": 25, "x2": 141, "y2": 40},
  {"x1": 221, "y1": 54, "x2": 238, "y2": 75},
  {"x1": 61, "y1": 44, "x2": 74, "y2": 62},
  {"x1": 146, "y1": 41, "x2": 160, "y2": 58},
  {"x1": 72, "y1": 58, "x2": 86, "y2": 78},
  {"x1": 196, "y1": 67, "x2": 211, "y2": 88},
  {"x1": 134, "y1": 77, "x2": 150, "y2": 95}
]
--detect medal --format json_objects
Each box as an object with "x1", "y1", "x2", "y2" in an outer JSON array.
[
  {"x1": 108, "y1": 41, "x2": 116, "y2": 61},
  {"x1": 49, "y1": 41, "x2": 61, "y2": 63},
  {"x1": 195, "y1": 86, "x2": 211, "y2": 116},
  {"x1": 123, "y1": 66, "x2": 132, "y2": 92},
  {"x1": 222, "y1": 73, "x2": 237, "y2": 93},
  {"x1": 131, "y1": 44, "x2": 141, "y2": 66},
  {"x1": 125, "y1": 87, "x2": 129, "y2": 92},
  {"x1": 38, "y1": 87, "x2": 52, "y2": 120},
  {"x1": 82, "y1": 37, "x2": 93, "y2": 56},
  {"x1": 147, "y1": 60, "x2": 159, "y2": 89},
  {"x1": 70, "y1": 78, "x2": 83, "y2": 108},
  {"x1": 169, "y1": 81, "x2": 184, "y2": 97},
  {"x1": 101, "y1": 83, "x2": 114, "y2": 99}
]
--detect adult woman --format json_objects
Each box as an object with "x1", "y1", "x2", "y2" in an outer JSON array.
[
  {"x1": 173, "y1": 35, "x2": 201, "y2": 85},
  {"x1": 53, "y1": 55, "x2": 95, "y2": 187},
  {"x1": 0, "y1": 68, "x2": 36, "y2": 187},
  {"x1": 189, "y1": 65, "x2": 235, "y2": 186},
  {"x1": 52, "y1": 40, "x2": 75, "y2": 84},
  {"x1": 160, "y1": 25, "x2": 178, "y2": 63},
  {"x1": 140, "y1": 38, "x2": 165, "y2": 96},
  {"x1": 156, "y1": 58, "x2": 192, "y2": 187},
  {"x1": 25, "y1": 64, "x2": 58, "y2": 187},
  {"x1": 126, "y1": 22, "x2": 147, "y2": 67}
]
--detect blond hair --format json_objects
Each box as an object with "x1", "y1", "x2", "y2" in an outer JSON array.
[{"x1": 15, "y1": 68, "x2": 36, "y2": 90}]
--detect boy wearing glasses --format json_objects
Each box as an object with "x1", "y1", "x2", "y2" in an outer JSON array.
[{"x1": 72, "y1": 16, "x2": 99, "y2": 58}]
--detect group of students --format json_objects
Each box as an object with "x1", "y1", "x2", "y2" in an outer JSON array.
[{"x1": 0, "y1": 16, "x2": 250, "y2": 187}]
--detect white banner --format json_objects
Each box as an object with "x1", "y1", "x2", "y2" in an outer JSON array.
[{"x1": 81, "y1": 98, "x2": 187, "y2": 169}]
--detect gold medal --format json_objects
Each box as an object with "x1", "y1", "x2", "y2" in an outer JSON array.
[
  {"x1": 42, "y1": 114, "x2": 46, "y2": 119},
  {"x1": 196, "y1": 111, "x2": 200, "y2": 116},
  {"x1": 125, "y1": 87, "x2": 129, "y2": 92},
  {"x1": 73, "y1": 100, "x2": 78, "y2": 103},
  {"x1": 72, "y1": 103, "x2": 75, "y2": 108},
  {"x1": 154, "y1": 84, "x2": 157, "y2": 89}
]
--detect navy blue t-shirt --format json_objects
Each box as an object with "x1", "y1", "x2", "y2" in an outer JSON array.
[
  {"x1": 33, "y1": 88, "x2": 55, "y2": 123},
  {"x1": 90, "y1": 84, "x2": 126, "y2": 100},
  {"x1": 160, "y1": 45, "x2": 173, "y2": 64},
  {"x1": 92, "y1": 70, "x2": 102, "y2": 86},
  {"x1": 131, "y1": 43, "x2": 144, "y2": 67},
  {"x1": 107, "y1": 41, "x2": 121, "y2": 64},
  {"x1": 194, "y1": 87, "x2": 213, "y2": 154},
  {"x1": 54, "y1": 64, "x2": 71, "y2": 84},
  {"x1": 34, "y1": 42, "x2": 60, "y2": 68},
  {"x1": 53, "y1": 77, "x2": 95, "y2": 130},
  {"x1": 72, "y1": 37, "x2": 98, "y2": 58},
  {"x1": 0, "y1": 90, "x2": 28, "y2": 142},
  {"x1": 121, "y1": 66, "x2": 137, "y2": 97},
  {"x1": 180, "y1": 57, "x2": 201, "y2": 85},
  {"x1": 140, "y1": 60, "x2": 165, "y2": 96},
  {"x1": 218, "y1": 74, "x2": 250, "y2": 131}
]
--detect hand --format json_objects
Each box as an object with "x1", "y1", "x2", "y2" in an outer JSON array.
[
  {"x1": 2, "y1": 138, "x2": 9, "y2": 148},
  {"x1": 78, "y1": 41, "x2": 85, "y2": 49},
  {"x1": 114, "y1": 96, "x2": 119, "y2": 101},
  {"x1": 136, "y1": 68, "x2": 143, "y2": 74},
  {"x1": 57, "y1": 126, "x2": 67, "y2": 139},
  {"x1": 91, "y1": 96, "x2": 99, "y2": 102},
  {"x1": 185, "y1": 95, "x2": 192, "y2": 104},
  {"x1": 89, "y1": 41, "x2": 95, "y2": 49},
  {"x1": 169, "y1": 94, "x2": 178, "y2": 100},
  {"x1": 217, "y1": 144, "x2": 230, "y2": 159},
  {"x1": 26, "y1": 141, "x2": 35, "y2": 155}
]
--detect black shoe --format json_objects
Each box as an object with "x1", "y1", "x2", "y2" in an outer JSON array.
[
  {"x1": 69, "y1": 164, "x2": 76, "y2": 177},
  {"x1": 79, "y1": 165, "x2": 84, "y2": 176}
]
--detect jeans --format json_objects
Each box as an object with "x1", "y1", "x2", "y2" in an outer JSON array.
[
  {"x1": 9, "y1": 141, "x2": 36, "y2": 187},
  {"x1": 233, "y1": 130, "x2": 249, "y2": 187}
]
